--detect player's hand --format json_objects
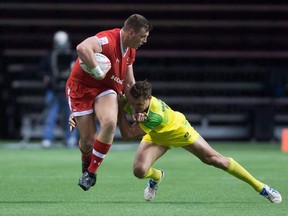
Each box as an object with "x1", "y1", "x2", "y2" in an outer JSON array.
[
  {"x1": 69, "y1": 114, "x2": 77, "y2": 132},
  {"x1": 132, "y1": 112, "x2": 147, "y2": 122},
  {"x1": 87, "y1": 65, "x2": 105, "y2": 80}
]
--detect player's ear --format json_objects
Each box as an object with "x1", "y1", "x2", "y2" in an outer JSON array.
[{"x1": 128, "y1": 28, "x2": 135, "y2": 36}]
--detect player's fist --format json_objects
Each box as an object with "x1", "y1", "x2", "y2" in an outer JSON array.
[{"x1": 133, "y1": 113, "x2": 147, "y2": 122}]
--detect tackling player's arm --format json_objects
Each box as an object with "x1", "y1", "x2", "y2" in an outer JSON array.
[
  {"x1": 118, "y1": 94, "x2": 146, "y2": 140},
  {"x1": 123, "y1": 66, "x2": 136, "y2": 120}
]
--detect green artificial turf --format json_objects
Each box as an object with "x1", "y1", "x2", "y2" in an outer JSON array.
[{"x1": 0, "y1": 142, "x2": 287, "y2": 216}]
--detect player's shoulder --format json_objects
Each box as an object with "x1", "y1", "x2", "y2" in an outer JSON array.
[
  {"x1": 96, "y1": 28, "x2": 120, "y2": 46},
  {"x1": 147, "y1": 97, "x2": 164, "y2": 117},
  {"x1": 150, "y1": 96, "x2": 162, "y2": 109},
  {"x1": 97, "y1": 28, "x2": 120, "y2": 38}
]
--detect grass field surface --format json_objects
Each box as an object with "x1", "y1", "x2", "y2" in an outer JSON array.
[{"x1": 0, "y1": 142, "x2": 287, "y2": 216}]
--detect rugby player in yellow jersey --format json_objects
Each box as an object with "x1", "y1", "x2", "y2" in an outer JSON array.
[
  {"x1": 116, "y1": 80, "x2": 282, "y2": 203},
  {"x1": 69, "y1": 80, "x2": 282, "y2": 203}
]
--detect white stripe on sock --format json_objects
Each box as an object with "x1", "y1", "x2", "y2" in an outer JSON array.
[{"x1": 93, "y1": 149, "x2": 106, "y2": 159}]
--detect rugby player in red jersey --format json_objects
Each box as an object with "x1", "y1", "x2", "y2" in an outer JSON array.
[{"x1": 66, "y1": 14, "x2": 153, "y2": 191}]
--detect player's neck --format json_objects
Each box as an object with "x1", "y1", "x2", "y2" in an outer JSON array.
[{"x1": 120, "y1": 29, "x2": 128, "y2": 50}]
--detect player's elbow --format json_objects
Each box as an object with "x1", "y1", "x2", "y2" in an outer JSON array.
[
  {"x1": 119, "y1": 123, "x2": 141, "y2": 140},
  {"x1": 76, "y1": 43, "x2": 88, "y2": 55},
  {"x1": 121, "y1": 133, "x2": 135, "y2": 141},
  {"x1": 120, "y1": 129, "x2": 138, "y2": 141}
]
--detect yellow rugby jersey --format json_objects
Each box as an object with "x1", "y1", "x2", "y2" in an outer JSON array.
[{"x1": 124, "y1": 96, "x2": 199, "y2": 147}]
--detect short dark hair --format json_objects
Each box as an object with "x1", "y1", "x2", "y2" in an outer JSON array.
[
  {"x1": 123, "y1": 14, "x2": 153, "y2": 33},
  {"x1": 130, "y1": 80, "x2": 152, "y2": 100}
]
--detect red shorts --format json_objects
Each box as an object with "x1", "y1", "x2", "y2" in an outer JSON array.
[{"x1": 66, "y1": 80, "x2": 117, "y2": 117}]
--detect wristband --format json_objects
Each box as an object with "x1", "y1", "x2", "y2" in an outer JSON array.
[{"x1": 88, "y1": 65, "x2": 105, "y2": 80}]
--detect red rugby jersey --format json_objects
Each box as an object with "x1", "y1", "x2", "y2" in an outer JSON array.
[{"x1": 69, "y1": 28, "x2": 136, "y2": 93}]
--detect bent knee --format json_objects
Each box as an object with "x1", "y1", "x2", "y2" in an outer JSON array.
[
  {"x1": 133, "y1": 164, "x2": 148, "y2": 179},
  {"x1": 202, "y1": 155, "x2": 230, "y2": 169},
  {"x1": 100, "y1": 117, "x2": 117, "y2": 132},
  {"x1": 79, "y1": 137, "x2": 94, "y2": 151}
]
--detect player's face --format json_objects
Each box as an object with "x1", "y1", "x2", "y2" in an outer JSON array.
[
  {"x1": 129, "y1": 27, "x2": 149, "y2": 49},
  {"x1": 129, "y1": 96, "x2": 151, "y2": 113}
]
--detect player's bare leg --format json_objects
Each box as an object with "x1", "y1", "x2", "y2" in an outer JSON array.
[
  {"x1": 133, "y1": 142, "x2": 168, "y2": 201},
  {"x1": 78, "y1": 93, "x2": 118, "y2": 191},
  {"x1": 184, "y1": 135, "x2": 282, "y2": 203},
  {"x1": 75, "y1": 114, "x2": 96, "y2": 173}
]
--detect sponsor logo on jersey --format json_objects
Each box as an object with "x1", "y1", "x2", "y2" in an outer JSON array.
[
  {"x1": 98, "y1": 37, "x2": 109, "y2": 45},
  {"x1": 184, "y1": 132, "x2": 191, "y2": 140},
  {"x1": 110, "y1": 74, "x2": 123, "y2": 84}
]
